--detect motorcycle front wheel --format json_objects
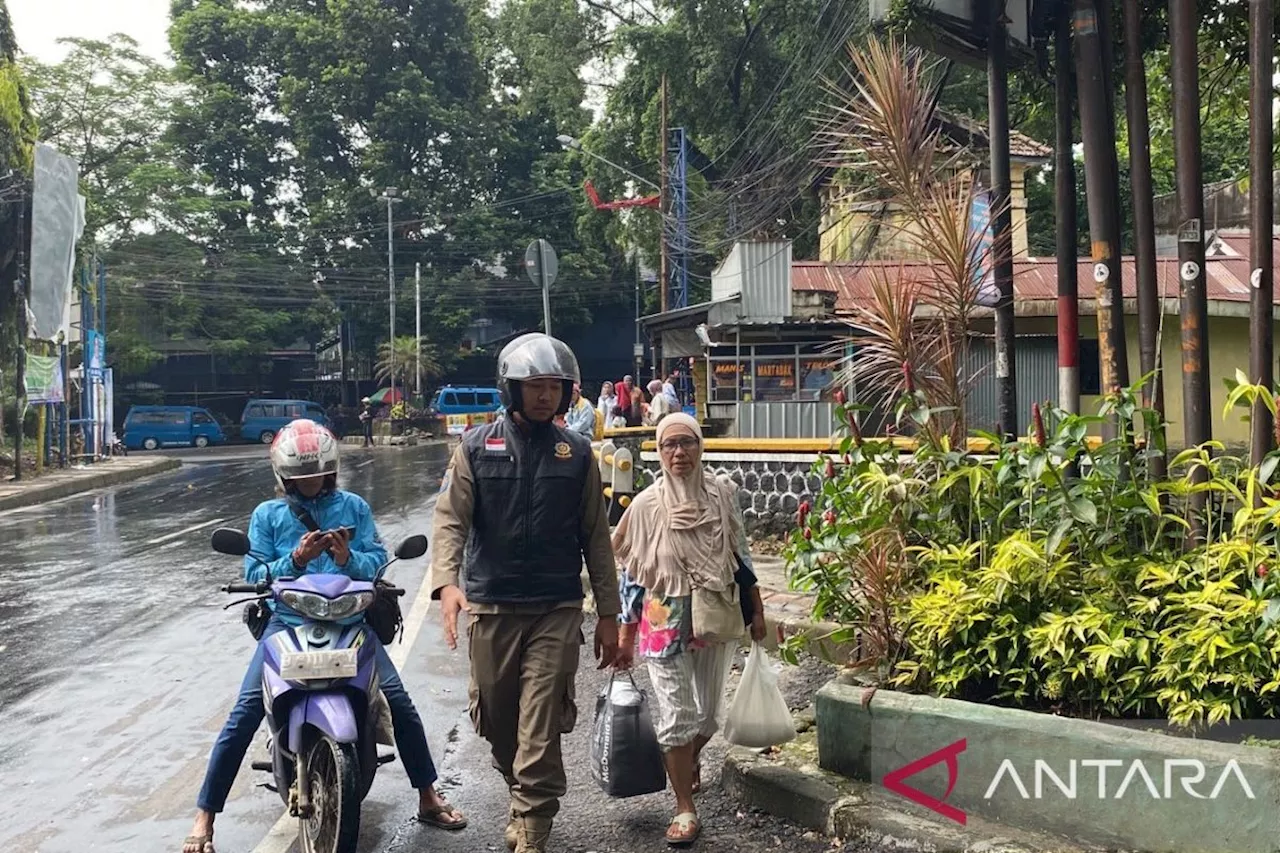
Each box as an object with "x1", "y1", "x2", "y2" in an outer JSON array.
[{"x1": 299, "y1": 736, "x2": 361, "y2": 853}]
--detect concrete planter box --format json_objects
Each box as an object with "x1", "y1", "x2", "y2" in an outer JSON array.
[{"x1": 816, "y1": 680, "x2": 1280, "y2": 853}]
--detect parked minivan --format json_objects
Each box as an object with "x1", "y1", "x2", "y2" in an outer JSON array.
[
  {"x1": 240, "y1": 399, "x2": 330, "y2": 444},
  {"x1": 427, "y1": 386, "x2": 502, "y2": 435},
  {"x1": 123, "y1": 406, "x2": 226, "y2": 451}
]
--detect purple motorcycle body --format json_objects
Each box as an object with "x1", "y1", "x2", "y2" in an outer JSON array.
[{"x1": 257, "y1": 574, "x2": 383, "y2": 803}]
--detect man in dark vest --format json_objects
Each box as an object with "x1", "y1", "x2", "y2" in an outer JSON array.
[{"x1": 431, "y1": 333, "x2": 619, "y2": 853}]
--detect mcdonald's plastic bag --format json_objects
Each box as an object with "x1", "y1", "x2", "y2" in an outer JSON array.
[
  {"x1": 589, "y1": 672, "x2": 667, "y2": 798},
  {"x1": 724, "y1": 643, "x2": 796, "y2": 749}
]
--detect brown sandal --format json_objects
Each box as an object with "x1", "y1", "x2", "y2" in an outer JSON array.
[
  {"x1": 181, "y1": 835, "x2": 215, "y2": 853},
  {"x1": 417, "y1": 802, "x2": 468, "y2": 830}
]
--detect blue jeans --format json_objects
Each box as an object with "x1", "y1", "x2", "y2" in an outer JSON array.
[{"x1": 196, "y1": 618, "x2": 438, "y2": 813}]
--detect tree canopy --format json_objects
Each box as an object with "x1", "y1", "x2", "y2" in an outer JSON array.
[{"x1": 11, "y1": 0, "x2": 1279, "y2": 391}]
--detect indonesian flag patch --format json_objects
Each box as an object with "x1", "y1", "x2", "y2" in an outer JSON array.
[{"x1": 484, "y1": 437, "x2": 506, "y2": 454}]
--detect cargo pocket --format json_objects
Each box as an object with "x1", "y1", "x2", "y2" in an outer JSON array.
[
  {"x1": 558, "y1": 621, "x2": 585, "y2": 733},
  {"x1": 559, "y1": 678, "x2": 578, "y2": 733},
  {"x1": 467, "y1": 615, "x2": 485, "y2": 737}
]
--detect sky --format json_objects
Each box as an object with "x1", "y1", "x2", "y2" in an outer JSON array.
[{"x1": 9, "y1": 0, "x2": 172, "y2": 63}]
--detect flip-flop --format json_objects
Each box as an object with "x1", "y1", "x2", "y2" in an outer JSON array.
[
  {"x1": 666, "y1": 812, "x2": 700, "y2": 847},
  {"x1": 181, "y1": 835, "x2": 215, "y2": 853},
  {"x1": 417, "y1": 803, "x2": 468, "y2": 831}
]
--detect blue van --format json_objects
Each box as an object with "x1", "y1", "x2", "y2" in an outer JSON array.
[
  {"x1": 123, "y1": 406, "x2": 226, "y2": 451},
  {"x1": 240, "y1": 398, "x2": 330, "y2": 444},
  {"x1": 427, "y1": 386, "x2": 503, "y2": 436}
]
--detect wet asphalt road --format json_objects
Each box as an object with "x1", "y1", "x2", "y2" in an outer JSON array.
[{"x1": 0, "y1": 443, "x2": 873, "y2": 853}]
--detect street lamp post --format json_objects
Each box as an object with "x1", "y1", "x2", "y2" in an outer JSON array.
[
  {"x1": 556, "y1": 135, "x2": 661, "y2": 191},
  {"x1": 377, "y1": 188, "x2": 401, "y2": 407}
]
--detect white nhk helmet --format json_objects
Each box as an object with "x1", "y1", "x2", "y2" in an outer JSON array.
[{"x1": 270, "y1": 419, "x2": 340, "y2": 488}]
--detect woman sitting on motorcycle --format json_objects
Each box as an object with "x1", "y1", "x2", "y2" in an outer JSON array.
[{"x1": 182, "y1": 419, "x2": 465, "y2": 853}]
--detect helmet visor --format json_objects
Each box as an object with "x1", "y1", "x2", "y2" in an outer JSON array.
[{"x1": 499, "y1": 336, "x2": 580, "y2": 384}]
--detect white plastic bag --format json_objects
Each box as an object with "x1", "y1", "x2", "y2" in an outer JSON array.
[{"x1": 724, "y1": 642, "x2": 796, "y2": 748}]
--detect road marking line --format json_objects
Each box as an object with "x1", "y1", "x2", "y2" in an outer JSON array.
[
  {"x1": 251, "y1": 527, "x2": 438, "y2": 853},
  {"x1": 357, "y1": 460, "x2": 375, "y2": 469},
  {"x1": 145, "y1": 518, "x2": 226, "y2": 546}
]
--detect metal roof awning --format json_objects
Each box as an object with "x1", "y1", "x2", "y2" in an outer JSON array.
[{"x1": 638, "y1": 297, "x2": 737, "y2": 333}]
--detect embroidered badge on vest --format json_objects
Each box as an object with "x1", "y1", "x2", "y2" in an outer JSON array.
[
  {"x1": 485, "y1": 437, "x2": 506, "y2": 453},
  {"x1": 554, "y1": 441, "x2": 572, "y2": 460}
]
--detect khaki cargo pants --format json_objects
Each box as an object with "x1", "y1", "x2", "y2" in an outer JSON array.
[{"x1": 467, "y1": 607, "x2": 584, "y2": 826}]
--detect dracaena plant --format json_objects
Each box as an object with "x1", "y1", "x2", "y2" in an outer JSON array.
[{"x1": 813, "y1": 38, "x2": 1007, "y2": 446}]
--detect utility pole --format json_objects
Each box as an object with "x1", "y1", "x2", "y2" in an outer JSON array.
[
  {"x1": 634, "y1": 263, "x2": 644, "y2": 380},
  {"x1": 988, "y1": 3, "x2": 1018, "y2": 439},
  {"x1": 1249, "y1": 0, "x2": 1275, "y2": 470},
  {"x1": 1124, "y1": 0, "x2": 1166, "y2": 477},
  {"x1": 415, "y1": 262, "x2": 422, "y2": 402},
  {"x1": 13, "y1": 182, "x2": 26, "y2": 480},
  {"x1": 1073, "y1": 0, "x2": 1129, "y2": 413},
  {"x1": 1170, "y1": 0, "x2": 1210, "y2": 536},
  {"x1": 659, "y1": 74, "x2": 669, "y2": 317},
  {"x1": 1055, "y1": 9, "x2": 1079, "y2": 415},
  {"x1": 378, "y1": 188, "x2": 400, "y2": 406}
]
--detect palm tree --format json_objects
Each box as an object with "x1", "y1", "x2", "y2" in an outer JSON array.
[{"x1": 375, "y1": 336, "x2": 443, "y2": 395}]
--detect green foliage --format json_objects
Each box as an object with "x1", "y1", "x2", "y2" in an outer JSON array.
[
  {"x1": 0, "y1": 0, "x2": 36, "y2": 392},
  {"x1": 786, "y1": 380, "x2": 1280, "y2": 728},
  {"x1": 375, "y1": 335, "x2": 446, "y2": 388}
]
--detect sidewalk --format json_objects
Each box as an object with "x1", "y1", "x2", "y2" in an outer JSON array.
[{"x1": 0, "y1": 455, "x2": 181, "y2": 512}]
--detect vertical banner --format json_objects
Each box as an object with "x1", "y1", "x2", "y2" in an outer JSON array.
[
  {"x1": 103, "y1": 368, "x2": 114, "y2": 445},
  {"x1": 970, "y1": 183, "x2": 999, "y2": 307},
  {"x1": 85, "y1": 330, "x2": 105, "y2": 371},
  {"x1": 30, "y1": 143, "x2": 85, "y2": 341},
  {"x1": 24, "y1": 354, "x2": 64, "y2": 403}
]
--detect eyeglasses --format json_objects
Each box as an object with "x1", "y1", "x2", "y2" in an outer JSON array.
[{"x1": 658, "y1": 437, "x2": 700, "y2": 453}]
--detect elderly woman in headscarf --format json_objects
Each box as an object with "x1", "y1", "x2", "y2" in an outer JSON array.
[
  {"x1": 644, "y1": 378, "x2": 674, "y2": 426},
  {"x1": 612, "y1": 413, "x2": 767, "y2": 847}
]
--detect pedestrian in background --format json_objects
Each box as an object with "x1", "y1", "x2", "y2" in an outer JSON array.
[
  {"x1": 359, "y1": 397, "x2": 375, "y2": 447},
  {"x1": 565, "y1": 383, "x2": 596, "y2": 437},
  {"x1": 645, "y1": 379, "x2": 673, "y2": 426},
  {"x1": 596, "y1": 381, "x2": 617, "y2": 421},
  {"x1": 624, "y1": 386, "x2": 646, "y2": 427},
  {"x1": 610, "y1": 413, "x2": 766, "y2": 847}
]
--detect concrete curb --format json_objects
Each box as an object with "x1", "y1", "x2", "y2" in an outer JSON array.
[
  {"x1": 722, "y1": 744, "x2": 1109, "y2": 853},
  {"x1": 817, "y1": 681, "x2": 1278, "y2": 853},
  {"x1": 0, "y1": 457, "x2": 182, "y2": 512}
]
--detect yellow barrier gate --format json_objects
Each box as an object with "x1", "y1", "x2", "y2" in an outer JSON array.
[{"x1": 594, "y1": 441, "x2": 635, "y2": 525}]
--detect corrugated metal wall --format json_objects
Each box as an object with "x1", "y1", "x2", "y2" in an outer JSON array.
[
  {"x1": 966, "y1": 336, "x2": 1059, "y2": 436},
  {"x1": 737, "y1": 241, "x2": 793, "y2": 322},
  {"x1": 730, "y1": 402, "x2": 836, "y2": 438}
]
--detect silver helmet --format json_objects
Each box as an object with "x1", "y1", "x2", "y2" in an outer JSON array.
[{"x1": 497, "y1": 333, "x2": 581, "y2": 416}]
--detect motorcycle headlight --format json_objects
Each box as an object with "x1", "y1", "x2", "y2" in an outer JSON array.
[
  {"x1": 327, "y1": 591, "x2": 375, "y2": 619},
  {"x1": 280, "y1": 590, "x2": 333, "y2": 619},
  {"x1": 280, "y1": 590, "x2": 375, "y2": 620}
]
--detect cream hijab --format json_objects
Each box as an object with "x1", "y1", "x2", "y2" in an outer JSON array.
[{"x1": 611, "y1": 413, "x2": 741, "y2": 597}]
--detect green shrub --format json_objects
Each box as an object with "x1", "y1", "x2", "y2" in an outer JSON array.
[{"x1": 785, "y1": 375, "x2": 1280, "y2": 728}]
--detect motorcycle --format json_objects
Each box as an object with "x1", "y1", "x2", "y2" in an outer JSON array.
[{"x1": 211, "y1": 526, "x2": 428, "y2": 853}]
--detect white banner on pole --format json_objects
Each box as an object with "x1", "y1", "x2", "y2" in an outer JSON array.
[{"x1": 29, "y1": 143, "x2": 85, "y2": 342}]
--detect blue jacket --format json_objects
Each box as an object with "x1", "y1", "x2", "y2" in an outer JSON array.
[{"x1": 244, "y1": 489, "x2": 388, "y2": 626}]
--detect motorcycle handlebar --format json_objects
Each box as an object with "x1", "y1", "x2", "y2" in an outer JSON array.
[{"x1": 223, "y1": 582, "x2": 269, "y2": 594}]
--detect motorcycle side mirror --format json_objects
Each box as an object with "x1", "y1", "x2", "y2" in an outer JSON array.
[
  {"x1": 211, "y1": 527, "x2": 252, "y2": 557},
  {"x1": 395, "y1": 534, "x2": 429, "y2": 561}
]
